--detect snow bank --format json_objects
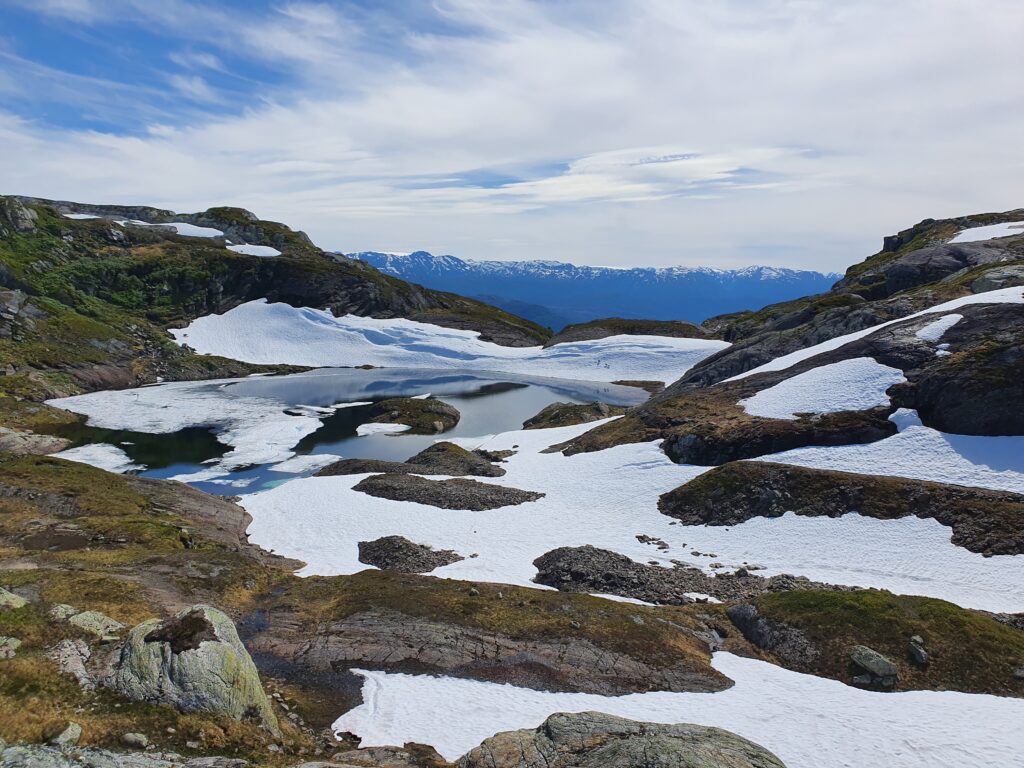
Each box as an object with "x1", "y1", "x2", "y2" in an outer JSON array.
[
  {"x1": 761, "y1": 409, "x2": 1024, "y2": 495},
  {"x1": 739, "y1": 357, "x2": 906, "y2": 419},
  {"x1": 916, "y1": 313, "x2": 962, "y2": 342},
  {"x1": 949, "y1": 221, "x2": 1024, "y2": 243},
  {"x1": 227, "y1": 244, "x2": 281, "y2": 257},
  {"x1": 727, "y1": 286, "x2": 1024, "y2": 381},
  {"x1": 243, "y1": 419, "x2": 1024, "y2": 612},
  {"x1": 333, "y1": 652, "x2": 1024, "y2": 767},
  {"x1": 62, "y1": 213, "x2": 101, "y2": 220},
  {"x1": 54, "y1": 443, "x2": 141, "y2": 473},
  {"x1": 170, "y1": 300, "x2": 730, "y2": 385},
  {"x1": 130, "y1": 220, "x2": 224, "y2": 238}
]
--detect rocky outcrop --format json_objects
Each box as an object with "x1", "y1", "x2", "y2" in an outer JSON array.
[
  {"x1": 249, "y1": 606, "x2": 727, "y2": 697},
  {"x1": 522, "y1": 401, "x2": 626, "y2": 429},
  {"x1": 456, "y1": 712, "x2": 786, "y2": 768},
  {"x1": 533, "y1": 546, "x2": 842, "y2": 604},
  {"x1": 365, "y1": 398, "x2": 461, "y2": 434},
  {"x1": 545, "y1": 318, "x2": 708, "y2": 347},
  {"x1": 0, "y1": 426, "x2": 70, "y2": 455},
  {"x1": 0, "y1": 740, "x2": 250, "y2": 768},
  {"x1": 849, "y1": 645, "x2": 898, "y2": 689},
  {"x1": 353, "y1": 474, "x2": 543, "y2": 510},
  {"x1": 726, "y1": 604, "x2": 820, "y2": 667},
  {"x1": 358, "y1": 536, "x2": 464, "y2": 573},
  {"x1": 110, "y1": 605, "x2": 279, "y2": 735},
  {"x1": 658, "y1": 461, "x2": 1024, "y2": 555},
  {"x1": 318, "y1": 441, "x2": 504, "y2": 478}
]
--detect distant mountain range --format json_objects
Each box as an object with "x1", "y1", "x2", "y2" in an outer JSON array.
[{"x1": 347, "y1": 251, "x2": 841, "y2": 330}]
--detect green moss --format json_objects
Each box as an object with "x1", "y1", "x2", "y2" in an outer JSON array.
[
  {"x1": 0, "y1": 455, "x2": 149, "y2": 517},
  {"x1": 754, "y1": 590, "x2": 1024, "y2": 696}
]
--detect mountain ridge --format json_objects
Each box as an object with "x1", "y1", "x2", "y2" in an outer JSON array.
[{"x1": 347, "y1": 250, "x2": 841, "y2": 329}]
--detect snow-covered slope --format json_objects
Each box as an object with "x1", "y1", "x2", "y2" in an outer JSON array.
[
  {"x1": 347, "y1": 251, "x2": 840, "y2": 329},
  {"x1": 171, "y1": 300, "x2": 729, "y2": 384}
]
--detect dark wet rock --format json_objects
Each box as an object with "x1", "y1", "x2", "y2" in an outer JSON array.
[
  {"x1": 354, "y1": 474, "x2": 543, "y2": 511},
  {"x1": 545, "y1": 318, "x2": 708, "y2": 347},
  {"x1": 366, "y1": 398, "x2": 461, "y2": 434},
  {"x1": 358, "y1": 536, "x2": 464, "y2": 573},
  {"x1": 456, "y1": 712, "x2": 786, "y2": 768},
  {"x1": 850, "y1": 645, "x2": 898, "y2": 689},
  {"x1": 318, "y1": 442, "x2": 505, "y2": 478},
  {"x1": 658, "y1": 461, "x2": 1024, "y2": 556},
  {"x1": 522, "y1": 401, "x2": 627, "y2": 430},
  {"x1": 111, "y1": 605, "x2": 279, "y2": 735},
  {"x1": 533, "y1": 545, "x2": 841, "y2": 604},
  {"x1": 908, "y1": 636, "x2": 930, "y2": 668},
  {"x1": 726, "y1": 604, "x2": 820, "y2": 667}
]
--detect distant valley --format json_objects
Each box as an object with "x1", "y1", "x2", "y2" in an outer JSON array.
[{"x1": 348, "y1": 250, "x2": 841, "y2": 330}]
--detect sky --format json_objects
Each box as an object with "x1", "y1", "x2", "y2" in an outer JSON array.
[{"x1": 0, "y1": 0, "x2": 1021, "y2": 270}]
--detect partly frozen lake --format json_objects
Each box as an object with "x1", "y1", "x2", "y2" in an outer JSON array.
[{"x1": 51, "y1": 367, "x2": 648, "y2": 495}]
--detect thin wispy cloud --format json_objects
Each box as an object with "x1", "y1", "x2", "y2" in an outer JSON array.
[{"x1": 1, "y1": 0, "x2": 1022, "y2": 268}]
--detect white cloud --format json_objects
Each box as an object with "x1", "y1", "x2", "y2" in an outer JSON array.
[{"x1": 2, "y1": 0, "x2": 1023, "y2": 269}]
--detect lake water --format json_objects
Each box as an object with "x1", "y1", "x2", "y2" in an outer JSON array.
[{"x1": 56, "y1": 368, "x2": 648, "y2": 495}]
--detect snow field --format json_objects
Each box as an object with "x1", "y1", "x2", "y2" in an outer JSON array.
[
  {"x1": 333, "y1": 653, "x2": 1024, "y2": 767},
  {"x1": 54, "y1": 443, "x2": 141, "y2": 473},
  {"x1": 169, "y1": 299, "x2": 730, "y2": 385},
  {"x1": 949, "y1": 221, "x2": 1024, "y2": 243},
  {"x1": 227, "y1": 244, "x2": 281, "y2": 257}
]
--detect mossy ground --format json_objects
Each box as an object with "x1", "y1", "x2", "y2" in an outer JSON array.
[{"x1": 753, "y1": 590, "x2": 1024, "y2": 696}]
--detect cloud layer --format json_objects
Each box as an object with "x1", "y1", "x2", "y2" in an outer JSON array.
[{"x1": 1, "y1": 0, "x2": 1022, "y2": 268}]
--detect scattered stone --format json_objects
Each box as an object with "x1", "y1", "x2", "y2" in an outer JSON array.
[
  {"x1": 353, "y1": 474, "x2": 544, "y2": 511},
  {"x1": 111, "y1": 605, "x2": 280, "y2": 735},
  {"x1": 0, "y1": 587, "x2": 28, "y2": 610},
  {"x1": 121, "y1": 732, "x2": 149, "y2": 749},
  {"x1": 850, "y1": 645, "x2": 899, "y2": 689},
  {"x1": 0, "y1": 635, "x2": 22, "y2": 659},
  {"x1": 908, "y1": 636, "x2": 930, "y2": 668},
  {"x1": 50, "y1": 722, "x2": 82, "y2": 747},
  {"x1": 49, "y1": 604, "x2": 78, "y2": 620},
  {"x1": 49, "y1": 638, "x2": 94, "y2": 690},
  {"x1": 456, "y1": 711, "x2": 786, "y2": 768}
]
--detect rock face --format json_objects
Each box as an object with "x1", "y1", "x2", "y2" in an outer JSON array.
[
  {"x1": 456, "y1": 712, "x2": 787, "y2": 768},
  {"x1": 353, "y1": 474, "x2": 544, "y2": 511},
  {"x1": 366, "y1": 398, "x2": 461, "y2": 434},
  {"x1": 658, "y1": 461, "x2": 1024, "y2": 555},
  {"x1": 726, "y1": 604, "x2": 820, "y2": 667},
  {"x1": 110, "y1": 605, "x2": 279, "y2": 735},
  {"x1": 533, "y1": 546, "x2": 841, "y2": 604},
  {"x1": 318, "y1": 441, "x2": 505, "y2": 478},
  {"x1": 358, "y1": 536, "x2": 464, "y2": 573},
  {"x1": 522, "y1": 402, "x2": 627, "y2": 430}
]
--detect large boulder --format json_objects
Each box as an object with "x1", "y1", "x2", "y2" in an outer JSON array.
[
  {"x1": 110, "y1": 605, "x2": 279, "y2": 735},
  {"x1": 456, "y1": 712, "x2": 786, "y2": 767}
]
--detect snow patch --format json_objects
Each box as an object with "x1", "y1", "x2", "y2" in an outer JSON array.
[
  {"x1": 227, "y1": 244, "x2": 281, "y2": 257},
  {"x1": 355, "y1": 423, "x2": 411, "y2": 436},
  {"x1": 916, "y1": 314, "x2": 962, "y2": 342},
  {"x1": 739, "y1": 357, "x2": 906, "y2": 420},
  {"x1": 949, "y1": 221, "x2": 1024, "y2": 243}
]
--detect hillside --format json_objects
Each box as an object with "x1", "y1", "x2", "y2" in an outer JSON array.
[
  {"x1": 349, "y1": 250, "x2": 840, "y2": 329},
  {"x1": 0, "y1": 196, "x2": 550, "y2": 407}
]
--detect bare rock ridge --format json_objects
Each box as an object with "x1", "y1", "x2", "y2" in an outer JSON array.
[
  {"x1": 659, "y1": 461, "x2": 1024, "y2": 556},
  {"x1": 358, "y1": 535, "x2": 465, "y2": 573},
  {"x1": 317, "y1": 441, "x2": 506, "y2": 478}
]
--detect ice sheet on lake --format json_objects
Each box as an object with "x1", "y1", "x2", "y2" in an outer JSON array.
[
  {"x1": 355, "y1": 423, "x2": 412, "y2": 436},
  {"x1": 270, "y1": 453, "x2": 343, "y2": 473},
  {"x1": 54, "y1": 443, "x2": 142, "y2": 473},
  {"x1": 333, "y1": 652, "x2": 1024, "y2": 767},
  {"x1": 739, "y1": 357, "x2": 906, "y2": 419},
  {"x1": 170, "y1": 300, "x2": 730, "y2": 385}
]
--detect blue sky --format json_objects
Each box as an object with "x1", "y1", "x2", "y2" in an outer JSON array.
[{"x1": 1, "y1": 1, "x2": 1022, "y2": 268}]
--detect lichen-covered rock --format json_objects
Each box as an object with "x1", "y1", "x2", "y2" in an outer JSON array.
[
  {"x1": 110, "y1": 605, "x2": 279, "y2": 735},
  {"x1": 69, "y1": 610, "x2": 124, "y2": 638},
  {"x1": 0, "y1": 738, "x2": 250, "y2": 767},
  {"x1": 0, "y1": 635, "x2": 22, "y2": 659},
  {"x1": 0, "y1": 587, "x2": 28, "y2": 610},
  {"x1": 456, "y1": 712, "x2": 787, "y2": 768},
  {"x1": 850, "y1": 645, "x2": 898, "y2": 689}
]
